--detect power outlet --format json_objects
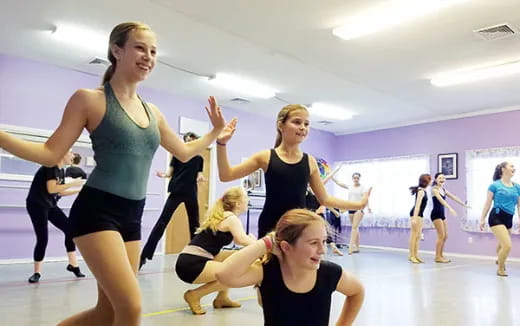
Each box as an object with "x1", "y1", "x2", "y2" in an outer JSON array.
[
  {"x1": 420, "y1": 233, "x2": 425, "y2": 241},
  {"x1": 467, "y1": 237, "x2": 473, "y2": 244}
]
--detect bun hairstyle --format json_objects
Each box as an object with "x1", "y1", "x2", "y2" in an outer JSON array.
[{"x1": 274, "y1": 104, "x2": 308, "y2": 147}]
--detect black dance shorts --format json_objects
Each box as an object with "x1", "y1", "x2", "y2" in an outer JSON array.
[
  {"x1": 69, "y1": 186, "x2": 145, "y2": 242},
  {"x1": 430, "y1": 210, "x2": 446, "y2": 221},
  {"x1": 348, "y1": 210, "x2": 364, "y2": 215},
  {"x1": 488, "y1": 208, "x2": 513, "y2": 229},
  {"x1": 175, "y1": 253, "x2": 211, "y2": 283}
]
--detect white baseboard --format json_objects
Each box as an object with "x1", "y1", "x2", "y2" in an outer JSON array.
[{"x1": 360, "y1": 244, "x2": 520, "y2": 263}]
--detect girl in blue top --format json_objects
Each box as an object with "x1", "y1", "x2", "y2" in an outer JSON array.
[{"x1": 480, "y1": 161, "x2": 520, "y2": 276}]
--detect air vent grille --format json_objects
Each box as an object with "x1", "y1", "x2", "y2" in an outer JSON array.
[{"x1": 474, "y1": 23, "x2": 516, "y2": 41}]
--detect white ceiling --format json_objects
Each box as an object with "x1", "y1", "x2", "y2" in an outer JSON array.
[{"x1": 1, "y1": 0, "x2": 520, "y2": 134}]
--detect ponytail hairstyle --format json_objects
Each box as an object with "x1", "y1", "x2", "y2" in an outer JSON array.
[
  {"x1": 274, "y1": 104, "x2": 308, "y2": 148},
  {"x1": 102, "y1": 22, "x2": 152, "y2": 85},
  {"x1": 493, "y1": 161, "x2": 509, "y2": 181},
  {"x1": 197, "y1": 186, "x2": 246, "y2": 233},
  {"x1": 409, "y1": 174, "x2": 432, "y2": 195}
]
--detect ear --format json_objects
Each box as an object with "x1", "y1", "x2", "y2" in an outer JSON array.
[
  {"x1": 280, "y1": 240, "x2": 291, "y2": 254},
  {"x1": 110, "y1": 44, "x2": 122, "y2": 61}
]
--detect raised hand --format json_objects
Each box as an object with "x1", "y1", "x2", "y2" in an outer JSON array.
[
  {"x1": 205, "y1": 96, "x2": 226, "y2": 131},
  {"x1": 217, "y1": 118, "x2": 238, "y2": 145}
]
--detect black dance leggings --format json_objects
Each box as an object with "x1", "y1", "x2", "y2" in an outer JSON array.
[
  {"x1": 26, "y1": 201, "x2": 75, "y2": 261},
  {"x1": 141, "y1": 193, "x2": 200, "y2": 260}
]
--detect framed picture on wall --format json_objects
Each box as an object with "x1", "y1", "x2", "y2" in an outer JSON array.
[{"x1": 438, "y1": 153, "x2": 458, "y2": 179}]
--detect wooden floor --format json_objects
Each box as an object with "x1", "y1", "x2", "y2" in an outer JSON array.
[{"x1": 0, "y1": 248, "x2": 519, "y2": 326}]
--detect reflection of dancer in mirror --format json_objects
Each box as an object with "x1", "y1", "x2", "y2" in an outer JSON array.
[
  {"x1": 431, "y1": 172, "x2": 469, "y2": 263},
  {"x1": 175, "y1": 186, "x2": 256, "y2": 315},
  {"x1": 26, "y1": 151, "x2": 85, "y2": 283},
  {"x1": 0, "y1": 22, "x2": 226, "y2": 326},
  {"x1": 140, "y1": 131, "x2": 205, "y2": 270},
  {"x1": 333, "y1": 172, "x2": 371, "y2": 255},
  {"x1": 216, "y1": 209, "x2": 364, "y2": 326},
  {"x1": 479, "y1": 162, "x2": 520, "y2": 277},
  {"x1": 408, "y1": 174, "x2": 431, "y2": 264},
  {"x1": 216, "y1": 104, "x2": 370, "y2": 238}
]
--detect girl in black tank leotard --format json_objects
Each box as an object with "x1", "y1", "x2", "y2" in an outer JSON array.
[
  {"x1": 216, "y1": 104, "x2": 371, "y2": 239},
  {"x1": 216, "y1": 209, "x2": 365, "y2": 326},
  {"x1": 408, "y1": 174, "x2": 432, "y2": 264},
  {"x1": 431, "y1": 172, "x2": 469, "y2": 263},
  {"x1": 175, "y1": 186, "x2": 256, "y2": 315}
]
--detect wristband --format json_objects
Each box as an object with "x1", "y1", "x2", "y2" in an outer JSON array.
[{"x1": 216, "y1": 140, "x2": 226, "y2": 146}]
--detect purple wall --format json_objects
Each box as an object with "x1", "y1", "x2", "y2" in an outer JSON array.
[
  {"x1": 0, "y1": 54, "x2": 335, "y2": 260},
  {"x1": 334, "y1": 111, "x2": 520, "y2": 258}
]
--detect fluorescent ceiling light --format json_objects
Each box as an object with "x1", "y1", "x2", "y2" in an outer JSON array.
[
  {"x1": 308, "y1": 103, "x2": 353, "y2": 121},
  {"x1": 431, "y1": 61, "x2": 520, "y2": 87},
  {"x1": 208, "y1": 73, "x2": 276, "y2": 99},
  {"x1": 51, "y1": 24, "x2": 107, "y2": 53},
  {"x1": 332, "y1": 0, "x2": 470, "y2": 40}
]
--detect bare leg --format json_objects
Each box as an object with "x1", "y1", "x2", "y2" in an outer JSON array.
[
  {"x1": 58, "y1": 232, "x2": 142, "y2": 326},
  {"x1": 433, "y1": 219, "x2": 448, "y2": 262},
  {"x1": 490, "y1": 225, "x2": 512, "y2": 276},
  {"x1": 348, "y1": 213, "x2": 355, "y2": 255},
  {"x1": 183, "y1": 250, "x2": 241, "y2": 315},
  {"x1": 350, "y1": 211, "x2": 364, "y2": 253}
]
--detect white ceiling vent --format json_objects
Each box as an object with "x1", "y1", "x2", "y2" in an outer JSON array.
[
  {"x1": 88, "y1": 57, "x2": 109, "y2": 65},
  {"x1": 229, "y1": 97, "x2": 250, "y2": 104},
  {"x1": 474, "y1": 23, "x2": 517, "y2": 41},
  {"x1": 316, "y1": 120, "x2": 333, "y2": 125}
]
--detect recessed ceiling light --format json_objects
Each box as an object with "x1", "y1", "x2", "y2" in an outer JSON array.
[
  {"x1": 208, "y1": 73, "x2": 276, "y2": 99},
  {"x1": 431, "y1": 61, "x2": 520, "y2": 87},
  {"x1": 333, "y1": 0, "x2": 471, "y2": 40},
  {"x1": 308, "y1": 103, "x2": 353, "y2": 121},
  {"x1": 51, "y1": 24, "x2": 107, "y2": 53}
]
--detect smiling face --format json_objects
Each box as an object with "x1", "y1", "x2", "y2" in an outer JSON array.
[
  {"x1": 435, "y1": 173, "x2": 446, "y2": 186},
  {"x1": 503, "y1": 162, "x2": 516, "y2": 178},
  {"x1": 108, "y1": 23, "x2": 157, "y2": 83},
  {"x1": 278, "y1": 109, "x2": 310, "y2": 145},
  {"x1": 352, "y1": 173, "x2": 360, "y2": 186},
  {"x1": 281, "y1": 221, "x2": 327, "y2": 270}
]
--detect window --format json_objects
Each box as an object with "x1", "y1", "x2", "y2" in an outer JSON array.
[
  {"x1": 333, "y1": 155, "x2": 431, "y2": 228},
  {"x1": 465, "y1": 147, "x2": 520, "y2": 232}
]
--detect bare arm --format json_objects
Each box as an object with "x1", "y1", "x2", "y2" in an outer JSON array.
[
  {"x1": 480, "y1": 191, "x2": 494, "y2": 230},
  {"x1": 432, "y1": 187, "x2": 456, "y2": 216},
  {"x1": 332, "y1": 176, "x2": 349, "y2": 189},
  {"x1": 215, "y1": 239, "x2": 265, "y2": 288},
  {"x1": 445, "y1": 190, "x2": 467, "y2": 207},
  {"x1": 309, "y1": 156, "x2": 370, "y2": 210},
  {"x1": 335, "y1": 270, "x2": 365, "y2": 326},
  {"x1": 47, "y1": 179, "x2": 83, "y2": 196},
  {"x1": 0, "y1": 89, "x2": 89, "y2": 166},
  {"x1": 224, "y1": 215, "x2": 256, "y2": 246},
  {"x1": 152, "y1": 96, "x2": 225, "y2": 163},
  {"x1": 411, "y1": 190, "x2": 425, "y2": 218}
]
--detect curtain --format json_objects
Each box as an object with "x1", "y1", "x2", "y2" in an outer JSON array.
[{"x1": 333, "y1": 154, "x2": 431, "y2": 228}]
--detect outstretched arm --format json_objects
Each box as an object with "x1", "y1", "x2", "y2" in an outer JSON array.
[
  {"x1": 0, "y1": 89, "x2": 89, "y2": 166},
  {"x1": 446, "y1": 190, "x2": 468, "y2": 208},
  {"x1": 153, "y1": 96, "x2": 225, "y2": 163},
  {"x1": 433, "y1": 188, "x2": 456, "y2": 216},
  {"x1": 216, "y1": 119, "x2": 266, "y2": 182},
  {"x1": 309, "y1": 156, "x2": 370, "y2": 210}
]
